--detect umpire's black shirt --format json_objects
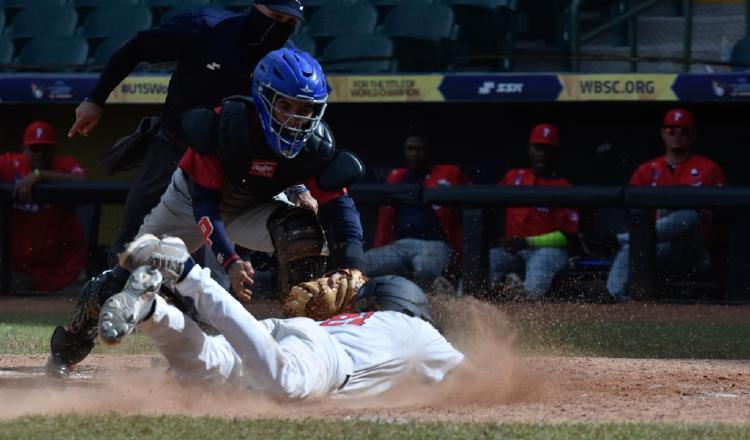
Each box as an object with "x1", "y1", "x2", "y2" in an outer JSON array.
[{"x1": 87, "y1": 7, "x2": 278, "y2": 133}]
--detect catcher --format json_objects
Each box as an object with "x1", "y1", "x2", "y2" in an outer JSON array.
[
  {"x1": 98, "y1": 234, "x2": 463, "y2": 399},
  {"x1": 47, "y1": 48, "x2": 365, "y2": 376}
]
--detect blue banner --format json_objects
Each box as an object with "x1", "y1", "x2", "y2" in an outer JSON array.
[
  {"x1": 0, "y1": 74, "x2": 97, "y2": 103},
  {"x1": 438, "y1": 74, "x2": 563, "y2": 102},
  {"x1": 672, "y1": 73, "x2": 750, "y2": 101}
]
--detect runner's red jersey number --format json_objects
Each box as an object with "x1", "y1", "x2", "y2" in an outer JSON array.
[{"x1": 320, "y1": 312, "x2": 375, "y2": 327}]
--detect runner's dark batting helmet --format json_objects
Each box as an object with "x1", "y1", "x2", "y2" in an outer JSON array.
[{"x1": 353, "y1": 275, "x2": 433, "y2": 324}]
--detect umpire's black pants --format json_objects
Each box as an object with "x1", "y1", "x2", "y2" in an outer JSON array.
[{"x1": 107, "y1": 129, "x2": 185, "y2": 266}]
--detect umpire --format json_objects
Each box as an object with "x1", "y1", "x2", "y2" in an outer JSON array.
[{"x1": 48, "y1": 0, "x2": 304, "y2": 377}]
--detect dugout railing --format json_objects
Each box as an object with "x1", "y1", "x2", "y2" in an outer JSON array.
[{"x1": 3, "y1": 182, "x2": 750, "y2": 300}]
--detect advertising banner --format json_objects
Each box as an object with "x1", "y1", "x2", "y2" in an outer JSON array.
[
  {"x1": 557, "y1": 74, "x2": 677, "y2": 101},
  {"x1": 327, "y1": 75, "x2": 444, "y2": 102},
  {"x1": 438, "y1": 74, "x2": 562, "y2": 101}
]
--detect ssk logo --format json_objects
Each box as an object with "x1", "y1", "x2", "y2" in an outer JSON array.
[
  {"x1": 249, "y1": 160, "x2": 277, "y2": 178},
  {"x1": 478, "y1": 81, "x2": 524, "y2": 95},
  {"x1": 206, "y1": 62, "x2": 221, "y2": 71}
]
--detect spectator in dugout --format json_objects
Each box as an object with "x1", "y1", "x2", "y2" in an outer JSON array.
[
  {"x1": 488, "y1": 123, "x2": 579, "y2": 300},
  {"x1": 364, "y1": 125, "x2": 468, "y2": 289},
  {"x1": 606, "y1": 108, "x2": 726, "y2": 302},
  {"x1": 0, "y1": 121, "x2": 87, "y2": 292}
]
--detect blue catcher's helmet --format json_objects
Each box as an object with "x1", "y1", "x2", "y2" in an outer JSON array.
[{"x1": 252, "y1": 48, "x2": 328, "y2": 158}]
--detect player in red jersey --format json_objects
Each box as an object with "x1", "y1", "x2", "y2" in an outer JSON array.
[{"x1": 606, "y1": 108, "x2": 726, "y2": 301}]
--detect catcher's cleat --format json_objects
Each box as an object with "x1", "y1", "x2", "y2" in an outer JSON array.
[
  {"x1": 99, "y1": 266, "x2": 162, "y2": 345},
  {"x1": 118, "y1": 234, "x2": 190, "y2": 283}
]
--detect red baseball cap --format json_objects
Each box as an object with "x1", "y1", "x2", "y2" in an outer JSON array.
[
  {"x1": 529, "y1": 123, "x2": 559, "y2": 147},
  {"x1": 663, "y1": 108, "x2": 694, "y2": 128},
  {"x1": 23, "y1": 121, "x2": 56, "y2": 146}
]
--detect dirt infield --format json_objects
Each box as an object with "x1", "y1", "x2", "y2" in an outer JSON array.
[
  {"x1": 1, "y1": 354, "x2": 749, "y2": 423},
  {"x1": 2, "y1": 295, "x2": 749, "y2": 423}
]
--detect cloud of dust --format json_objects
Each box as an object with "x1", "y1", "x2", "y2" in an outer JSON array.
[{"x1": 0, "y1": 297, "x2": 553, "y2": 419}]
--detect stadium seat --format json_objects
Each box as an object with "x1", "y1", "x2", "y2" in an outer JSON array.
[
  {"x1": 144, "y1": 0, "x2": 211, "y2": 6},
  {"x1": 73, "y1": 0, "x2": 140, "y2": 22},
  {"x1": 2, "y1": 0, "x2": 69, "y2": 8},
  {"x1": 89, "y1": 35, "x2": 128, "y2": 67},
  {"x1": 0, "y1": 10, "x2": 6, "y2": 33},
  {"x1": 6, "y1": 6, "x2": 78, "y2": 39},
  {"x1": 211, "y1": 0, "x2": 252, "y2": 12},
  {"x1": 367, "y1": 0, "x2": 433, "y2": 22},
  {"x1": 731, "y1": 37, "x2": 750, "y2": 72},
  {"x1": 307, "y1": 4, "x2": 377, "y2": 50},
  {"x1": 303, "y1": 0, "x2": 361, "y2": 20},
  {"x1": 0, "y1": 36, "x2": 14, "y2": 66},
  {"x1": 440, "y1": 0, "x2": 513, "y2": 71},
  {"x1": 380, "y1": 3, "x2": 455, "y2": 71},
  {"x1": 16, "y1": 36, "x2": 88, "y2": 71},
  {"x1": 79, "y1": 6, "x2": 152, "y2": 40},
  {"x1": 321, "y1": 33, "x2": 394, "y2": 73},
  {"x1": 290, "y1": 32, "x2": 317, "y2": 56}
]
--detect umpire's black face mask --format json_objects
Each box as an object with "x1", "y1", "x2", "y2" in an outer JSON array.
[{"x1": 245, "y1": 8, "x2": 295, "y2": 51}]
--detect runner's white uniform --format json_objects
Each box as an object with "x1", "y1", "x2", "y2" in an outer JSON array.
[{"x1": 138, "y1": 265, "x2": 464, "y2": 399}]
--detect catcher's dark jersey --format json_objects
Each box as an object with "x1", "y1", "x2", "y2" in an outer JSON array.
[{"x1": 178, "y1": 108, "x2": 336, "y2": 269}]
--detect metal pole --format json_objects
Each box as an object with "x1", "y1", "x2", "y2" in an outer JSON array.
[
  {"x1": 628, "y1": 209, "x2": 656, "y2": 300},
  {"x1": 461, "y1": 208, "x2": 488, "y2": 296},
  {"x1": 629, "y1": 16, "x2": 638, "y2": 72},
  {"x1": 0, "y1": 202, "x2": 11, "y2": 294},
  {"x1": 683, "y1": 0, "x2": 693, "y2": 72},
  {"x1": 570, "y1": 0, "x2": 582, "y2": 72}
]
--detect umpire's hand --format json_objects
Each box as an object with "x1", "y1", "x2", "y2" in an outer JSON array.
[
  {"x1": 68, "y1": 100, "x2": 103, "y2": 138},
  {"x1": 228, "y1": 259, "x2": 254, "y2": 302}
]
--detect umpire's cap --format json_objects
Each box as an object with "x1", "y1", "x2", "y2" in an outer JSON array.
[
  {"x1": 353, "y1": 276, "x2": 433, "y2": 325},
  {"x1": 256, "y1": 0, "x2": 305, "y2": 20}
]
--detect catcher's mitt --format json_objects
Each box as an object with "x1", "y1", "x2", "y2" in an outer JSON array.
[{"x1": 283, "y1": 269, "x2": 368, "y2": 321}]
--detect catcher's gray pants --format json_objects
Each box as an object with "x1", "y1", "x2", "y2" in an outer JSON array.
[{"x1": 137, "y1": 169, "x2": 292, "y2": 254}]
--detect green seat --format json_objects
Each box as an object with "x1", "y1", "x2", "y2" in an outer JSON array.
[
  {"x1": 322, "y1": 33, "x2": 393, "y2": 72},
  {"x1": 731, "y1": 37, "x2": 750, "y2": 72},
  {"x1": 290, "y1": 33, "x2": 316, "y2": 56},
  {"x1": 3, "y1": 0, "x2": 69, "y2": 8},
  {"x1": 145, "y1": 0, "x2": 211, "y2": 7},
  {"x1": 440, "y1": 0, "x2": 512, "y2": 70},
  {"x1": 16, "y1": 36, "x2": 88, "y2": 70},
  {"x1": 74, "y1": 0, "x2": 140, "y2": 22},
  {"x1": 211, "y1": 0, "x2": 252, "y2": 12},
  {"x1": 367, "y1": 0, "x2": 432, "y2": 21},
  {"x1": 7, "y1": 6, "x2": 78, "y2": 39},
  {"x1": 0, "y1": 36, "x2": 14, "y2": 66},
  {"x1": 308, "y1": 4, "x2": 377, "y2": 40},
  {"x1": 380, "y1": 3, "x2": 455, "y2": 71},
  {"x1": 79, "y1": 6, "x2": 152, "y2": 39},
  {"x1": 381, "y1": 3, "x2": 454, "y2": 41},
  {"x1": 89, "y1": 35, "x2": 129, "y2": 66},
  {"x1": 304, "y1": 0, "x2": 361, "y2": 20},
  {"x1": 74, "y1": 0, "x2": 139, "y2": 6}
]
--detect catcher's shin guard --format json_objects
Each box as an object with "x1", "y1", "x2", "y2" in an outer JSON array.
[{"x1": 48, "y1": 267, "x2": 130, "y2": 370}]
